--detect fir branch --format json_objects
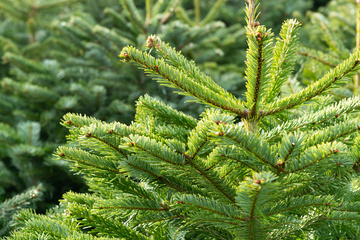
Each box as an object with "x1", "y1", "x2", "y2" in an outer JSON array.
[
  {"x1": 298, "y1": 51, "x2": 337, "y2": 68},
  {"x1": 303, "y1": 119, "x2": 360, "y2": 148},
  {"x1": 137, "y1": 94, "x2": 197, "y2": 129},
  {"x1": 120, "y1": 46, "x2": 247, "y2": 116},
  {"x1": 265, "y1": 96, "x2": 360, "y2": 141},
  {"x1": 248, "y1": 188, "x2": 260, "y2": 240},
  {"x1": 264, "y1": 52, "x2": 360, "y2": 116},
  {"x1": 267, "y1": 19, "x2": 301, "y2": 103},
  {"x1": 244, "y1": 27, "x2": 274, "y2": 117},
  {"x1": 175, "y1": 194, "x2": 243, "y2": 220},
  {"x1": 124, "y1": 134, "x2": 186, "y2": 166},
  {"x1": 199, "y1": 0, "x2": 226, "y2": 26},
  {"x1": 286, "y1": 142, "x2": 339, "y2": 173},
  {"x1": 266, "y1": 195, "x2": 331, "y2": 216},
  {"x1": 56, "y1": 147, "x2": 124, "y2": 174},
  {"x1": 120, "y1": 0, "x2": 146, "y2": 34},
  {"x1": 146, "y1": 35, "x2": 236, "y2": 101},
  {"x1": 187, "y1": 157, "x2": 237, "y2": 204},
  {"x1": 215, "y1": 124, "x2": 277, "y2": 169}
]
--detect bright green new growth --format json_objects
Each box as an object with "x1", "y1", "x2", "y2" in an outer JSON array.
[{"x1": 6, "y1": 0, "x2": 360, "y2": 239}]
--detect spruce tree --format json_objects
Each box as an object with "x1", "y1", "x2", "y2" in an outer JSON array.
[{"x1": 5, "y1": 0, "x2": 360, "y2": 239}]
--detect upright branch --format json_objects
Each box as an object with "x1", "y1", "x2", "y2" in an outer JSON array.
[
  {"x1": 245, "y1": 0, "x2": 257, "y2": 32},
  {"x1": 244, "y1": 0, "x2": 273, "y2": 132}
]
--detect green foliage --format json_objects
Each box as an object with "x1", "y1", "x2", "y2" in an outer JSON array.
[
  {"x1": 298, "y1": 0, "x2": 360, "y2": 96},
  {"x1": 0, "y1": 0, "x2": 254, "y2": 236},
  {"x1": 5, "y1": 0, "x2": 360, "y2": 239}
]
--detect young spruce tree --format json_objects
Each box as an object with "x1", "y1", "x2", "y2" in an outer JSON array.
[{"x1": 6, "y1": 0, "x2": 360, "y2": 239}]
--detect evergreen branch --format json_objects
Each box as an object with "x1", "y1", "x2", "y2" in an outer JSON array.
[
  {"x1": 245, "y1": 0, "x2": 259, "y2": 32},
  {"x1": 137, "y1": 94, "x2": 197, "y2": 129},
  {"x1": 264, "y1": 51, "x2": 360, "y2": 116},
  {"x1": 303, "y1": 119, "x2": 360, "y2": 148},
  {"x1": 175, "y1": 194, "x2": 243, "y2": 220},
  {"x1": 215, "y1": 124, "x2": 277, "y2": 169},
  {"x1": 187, "y1": 109, "x2": 235, "y2": 158},
  {"x1": 123, "y1": 156, "x2": 201, "y2": 194},
  {"x1": 286, "y1": 142, "x2": 339, "y2": 173},
  {"x1": 120, "y1": 0, "x2": 146, "y2": 34},
  {"x1": 250, "y1": 38, "x2": 264, "y2": 114},
  {"x1": 93, "y1": 25, "x2": 134, "y2": 47},
  {"x1": 311, "y1": 12, "x2": 349, "y2": 58},
  {"x1": 56, "y1": 147, "x2": 124, "y2": 174},
  {"x1": 91, "y1": 134, "x2": 127, "y2": 157},
  {"x1": 200, "y1": 0, "x2": 226, "y2": 26},
  {"x1": 66, "y1": 201, "x2": 149, "y2": 240},
  {"x1": 244, "y1": 27, "x2": 274, "y2": 117},
  {"x1": 174, "y1": 6, "x2": 194, "y2": 26},
  {"x1": 266, "y1": 195, "x2": 330, "y2": 216},
  {"x1": 120, "y1": 47, "x2": 247, "y2": 116},
  {"x1": 267, "y1": 19, "x2": 301, "y2": 103},
  {"x1": 207, "y1": 146, "x2": 262, "y2": 173},
  {"x1": 2, "y1": 78, "x2": 58, "y2": 103},
  {"x1": 265, "y1": 96, "x2": 360, "y2": 141},
  {"x1": 187, "y1": 156, "x2": 237, "y2": 204},
  {"x1": 3, "y1": 52, "x2": 48, "y2": 73},
  {"x1": 147, "y1": 35, "x2": 237, "y2": 101},
  {"x1": 124, "y1": 134, "x2": 186, "y2": 166},
  {"x1": 95, "y1": 199, "x2": 169, "y2": 212},
  {"x1": 248, "y1": 188, "x2": 260, "y2": 240},
  {"x1": 298, "y1": 51, "x2": 337, "y2": 68}
]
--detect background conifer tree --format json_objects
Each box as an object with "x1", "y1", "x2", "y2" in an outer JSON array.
[
  {"x1": 4, "y1": 0, "x2": 360, "y2": 239},
  {"x1": 297, "y1": 0, "x2": 360, "y2": 96}
]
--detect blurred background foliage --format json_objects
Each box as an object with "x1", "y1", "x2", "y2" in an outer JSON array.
[{"x1": 0, "y1": 0, "x2": 336, "y2": 236}]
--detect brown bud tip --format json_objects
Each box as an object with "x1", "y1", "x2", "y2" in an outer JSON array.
[
  {"x1": 147, "y1": 36, "x2": 154, "y2": 43},
  {"x1": 59, "y1": 153, "x2": 65, "y2": 157},
  {"x1": 254, "y1": 180, "x2": 261, "y2": 184},
  {"x1": 312, "y1": 122, "x2": 317, "y2": 125},
  {"x1": 335, "y1": 114, "x2": 339, "y2": 118},
  {"x1": 254, "y1": 22, "x2": 260, "y2": 27},
  {"x1": 177, "y1": 200, "x2": 183, "y2": 204},
  {"x1": 131, "y1": 142, "x2": 135, "y2": 146},
  {"x1": 355, "y1": 59, "x2": 359, "y2": 64},
  {"x1": 85, "y1": 132, "x2": 92, "y2": 137},
  {"x1": 107, "y1": 130, "x2": 113, "y2": 134},
  {"x1": 334, "y1": 149, "x2": 339, "y2": 153},
  {"x1": 124, "y1": 53, "x2": 129, "y2": 58},
  {"x1": 336, "y1": 162, "x2": 342, "y2": 166},
  {"x1": 154, "y1": 65, "x2": 158, "y2": 70},
  {"x1": 257, "y1": 37, "x2": 262, "y2": 41},
  {"x1": 338, "y1": 203, "x2": 343, "y2": 207},
  {"x1": 215, "y1": 120, "x2": 220, "y2": 124},
  {"x1": 99, "y1": 207, "x2": 103, "y2": 209},
  {"x1": 256, "y1": 32, "x2": 261, "y2": 37},
  {"x1": 220, "y1": 154, "x2": 226, "y2": 157},
  {"x1": 66, "y1": 120, "x2": 71, "y2": 124},
  {"x1": 358, "y1": 126, "x2": 360, "y2": 130},
  {"x1": 326, "y1": 203, "x2": 331, "y2": 206}
]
